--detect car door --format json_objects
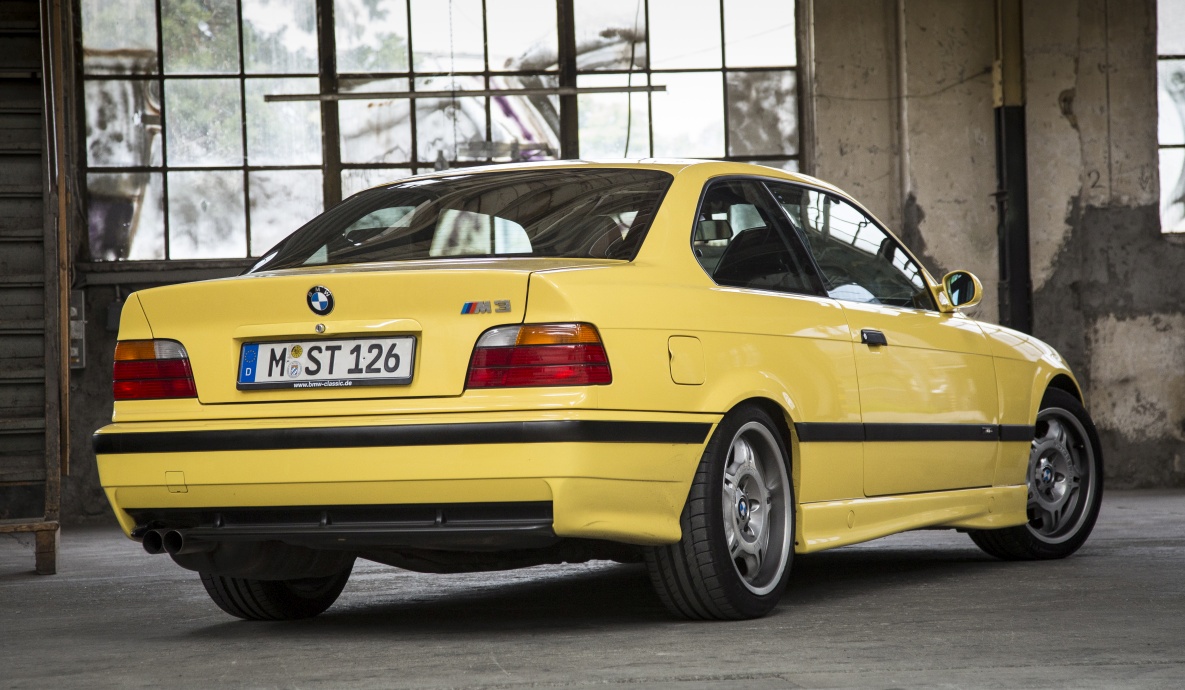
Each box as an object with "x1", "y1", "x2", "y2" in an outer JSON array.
[
  {"x1": 691, "y1": 178, "x2": 865, "y2": 504},
  {"x1": 767, "y1": 183, "x2": 999, "y2": 497}
]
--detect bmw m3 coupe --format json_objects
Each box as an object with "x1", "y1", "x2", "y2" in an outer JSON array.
[{"x1": 95, "y1": 160, "x2": 1102, "y2": 621}]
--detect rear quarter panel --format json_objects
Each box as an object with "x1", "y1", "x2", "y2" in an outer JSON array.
[{"x1": 523, "y1": 166, "x2": 865, "y2": 502}]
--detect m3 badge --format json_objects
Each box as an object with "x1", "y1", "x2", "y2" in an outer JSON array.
[{"x1": 461, "y1": 300, "x2": 511, "y2": 314}]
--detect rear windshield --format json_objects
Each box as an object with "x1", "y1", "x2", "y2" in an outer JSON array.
[{"x1": 249, "y1": 168, "x2": 674, "y2": 272}]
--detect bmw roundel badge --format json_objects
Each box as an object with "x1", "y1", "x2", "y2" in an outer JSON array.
[{"x1": 307, "y1": 286, "x2": 334, "y2": 316}]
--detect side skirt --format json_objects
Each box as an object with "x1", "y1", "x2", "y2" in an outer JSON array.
[{"x1": 796, "y1": 485, "x2": 1028, "y2": 554}]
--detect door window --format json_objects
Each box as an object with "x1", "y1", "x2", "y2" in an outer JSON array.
[
  {"x1": 693, "y1": 180, "x2": 821, "y2": 296},
  {"x1": 767, "y1": 184, "x2": 935, "y2": 310}
]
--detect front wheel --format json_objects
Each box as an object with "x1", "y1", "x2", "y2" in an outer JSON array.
[
  {"x1": 645, "y1": 404, "x2": 795, "y2": 620},
  {"x1": 969, "y1": 388, "x2": 1103, "y2": 560},
  {"x1": 200, "y1": 560, "x2": 354, "y2": 620}
]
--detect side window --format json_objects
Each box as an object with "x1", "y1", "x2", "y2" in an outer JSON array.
[
  {"x1": 768, "y1": 184, "x2": 935, "y2": 310},
  {"x1": 693, "y1": 180, "x2": 820, "y2": 296}
]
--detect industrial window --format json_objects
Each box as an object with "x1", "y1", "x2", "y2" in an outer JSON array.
[
  {"x1": 1159, "y1": 0, "x2": 1185, "y2": 232},
  {"x1": 80, "y1": 0, "x2": 801, "y2": 262}
]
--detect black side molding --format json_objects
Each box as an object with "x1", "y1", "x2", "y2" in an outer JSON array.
[
  {"x1": 794, "y1": 422, "x2": 865, "y2": 442},
  {"x1": 999, "y1": 424, "x2": 1037, "y2": 441},
  {"x1": 94, "y1": 420, "x2": 713, "y2": 455},
  {"x1": 795, "y1": 422, "x2": 1037, "y2": 443}
]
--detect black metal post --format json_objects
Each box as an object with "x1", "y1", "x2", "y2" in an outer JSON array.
[
  {"x1": 993, "y1": 0, "x2": 1032, "y2": 333},
  {"x1": 317, "y1": 0, "x2": 342, "y2": 206},
  {"x1": 557, "y1": 0, "x2": 579, "y2": 159}
]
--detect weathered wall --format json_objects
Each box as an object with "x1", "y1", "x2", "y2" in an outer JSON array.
[
  {"x1": 812, "y1": 1, "x2": 901, "y2": 225},
  {"x1": 1025, "y1": 0, "x2": 1185, "y2": 487},
  {"x1": 62, "y1": 286, "x2": 124, "y2": 523},
  {"x1": 813, "y1": 0, "x2": 1185, "y2": 488},
  {"x1": 814, "y1": 0, "x2": 1000, "y2": 321}
]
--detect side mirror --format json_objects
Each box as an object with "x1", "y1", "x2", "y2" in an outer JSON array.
[{"x1": 941, "y1": 270, "x2": 982, "y2": 310}]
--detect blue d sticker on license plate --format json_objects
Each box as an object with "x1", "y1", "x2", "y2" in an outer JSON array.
[{"x1": 237, "y1": 336, "x2": 415, "y2": 390}]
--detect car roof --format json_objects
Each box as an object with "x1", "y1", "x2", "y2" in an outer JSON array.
[{"x1": 358, "y1": 159, "x2": 848, "y2": 199}]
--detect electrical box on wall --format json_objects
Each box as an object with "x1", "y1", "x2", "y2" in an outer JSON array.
[{"x1": 69, "y1": 289, "x2": 85, "y2": 369}]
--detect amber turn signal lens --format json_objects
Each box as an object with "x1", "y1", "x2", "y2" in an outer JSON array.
[
  {"x1": 515, "y1": 323, "x2": 602, "y2": 346},
  {"x1": 114, "y1": 340, "x2": 158, "y2": 361}
]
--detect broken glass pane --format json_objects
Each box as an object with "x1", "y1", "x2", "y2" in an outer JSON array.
[
  {"x1": 1161, "y1": 149, "x2": 1185, "y2": 232},
  {"x1": 723, "y1": 0, "x2": 796, "y2": 68},
  {"x1": 649, "y1": 0, "x2": 722, "y2": 70},
  {"x1": 168, "y1": 170, "x2": 247, "y2": 258},
  {"x1": 81, "y1": 0, "x2": 158, "y2": 75},
  {"x1": 245, "y1": 77, "x2": 322, "y2": 165},
  {"x1": 574, "y1": 0, "x2": 647, "y2": 71},
  {"x1": 577, "y1": 73, "x2": 650, "y2": 158},
  {"x1": 410, "y1": 0, "x2": 485, "y2": 73},
  {"x1": 87, "y1": 172, "x2": 165, "y2": 260},
  {"x1": 335, "y1": 0, "x2": 409, "y2": 73},
  {"x1": 342, "y1": 168, "x2": 413, "y2": 198},
  {"x1": 339, "y1": 78, "x2": 413, "y2": 164},
  {"x1": 85, "y1": 80, "x2": 163, "y2": 167},
  {"x1": 161, "y1": 0, "x2": 240, "y2": 74},
  {"x1": 487, "y1": 0, "x2": 558, "y2": 71},
  {"x1": 1158, "y1": 0, "x2": 1185, "y2": 56},
  {"x1": 415, "y1": 76, "x2": 488, "y2": 164},
  {"x1": 488, "y1": 75, "x2": 561, "y2": 161},
  {"x1": 165, "y1": 78, "x2": 243, "y2": 166},
  {"x1": 242, "y1": 0, "x2": 318, "y2": 74},
  {"x1": 727, "y1": 70, "x2": 797, "y2": 156},
  {"x1": 249, "y1": 170, "x2": 323, "y2": 255},
  {"x1": 651, "y1": 72, "x2": 724, "y2": 157}
]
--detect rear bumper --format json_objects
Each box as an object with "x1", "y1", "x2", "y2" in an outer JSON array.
[{"x1": 95, "y1": 411, "x2": 717, "y2": 547}]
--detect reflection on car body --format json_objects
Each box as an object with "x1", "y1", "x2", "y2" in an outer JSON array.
[{"x1": 95, "y1": 161, "x2": 1103, "y2": 621}]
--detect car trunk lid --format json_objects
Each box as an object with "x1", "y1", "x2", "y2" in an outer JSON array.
[{"x1": 133, "y1": 260, "x2": 609, "y2": 404}]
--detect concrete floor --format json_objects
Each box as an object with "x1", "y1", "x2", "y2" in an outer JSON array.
[{"x1": 1, "y1": 490, "x2": 1182, "y2": 689}]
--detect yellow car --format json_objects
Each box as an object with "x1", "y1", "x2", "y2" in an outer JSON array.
[{"x1": 94, "y1": 161, "x2": 1103, "y2": 621}]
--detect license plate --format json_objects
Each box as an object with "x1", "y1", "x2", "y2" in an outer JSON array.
[{"x1": 237, "y1": 336, "x2": 416, "y2": 390}]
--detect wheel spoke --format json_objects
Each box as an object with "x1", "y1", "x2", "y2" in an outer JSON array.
[
  {"x1": 729, "y1": 438, "x2": 753, "y2": 473},
  {"x1": 728, "y1": 531, "x2": 743, "y2": 558},
  {"x1": 739, "y1": 550, "x2": 760, "y2": 578},
  {"x1": 1033, "y1": 505, "x2": 1054, "y2": 531},
  {"x1": 723, "y1": 481, "x2": 738, "y2": 507},
  {"x1": 1048, "y1": 419, "x2": 1068, "y2": 447}
]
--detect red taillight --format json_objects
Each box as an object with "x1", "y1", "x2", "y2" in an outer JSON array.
[
  {"x1": 113, "y1": 339, "x2": 197, "y2": 400},
  {"x1": 466, "y1": 324, "x2": 612, "y2": 389}
]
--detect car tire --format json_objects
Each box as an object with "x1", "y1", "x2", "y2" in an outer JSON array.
[
  {"x1": 645, "y1": 404, "x2": 794, "y2": 620},
  {"x1": 969, "y1": 388, "x2": 1103, "y2": 560},
  {"x1": 199, "y1": 560, "x2": 354, "y2": 621}
]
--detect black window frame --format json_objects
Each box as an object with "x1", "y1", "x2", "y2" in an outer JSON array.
[
  {"x1": 763, "y1": 179, "x2": 938, "y2": 312},
  {"x1": 689, "y1": 175, "x2": 826, "y2": 298}
]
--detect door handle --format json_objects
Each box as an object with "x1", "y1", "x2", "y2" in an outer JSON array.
[{"x1": 860, "y1": 329, "x2": 888, "y2": 346}]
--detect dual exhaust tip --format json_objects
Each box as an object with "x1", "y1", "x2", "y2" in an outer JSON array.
[{"x1": 142, "y1": 529, "x2": 215, "y2": 556}]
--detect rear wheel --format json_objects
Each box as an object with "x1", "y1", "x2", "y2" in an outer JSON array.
[
  {"x1": 645, "y1": 404, "x2": 794, "y2": 620},
  {"x1": 970, "y1": 388, "x2": 1103, "y2": 560},
  {"x1": 200, "y1": 560, "x2": 354, "y2": 620}
]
